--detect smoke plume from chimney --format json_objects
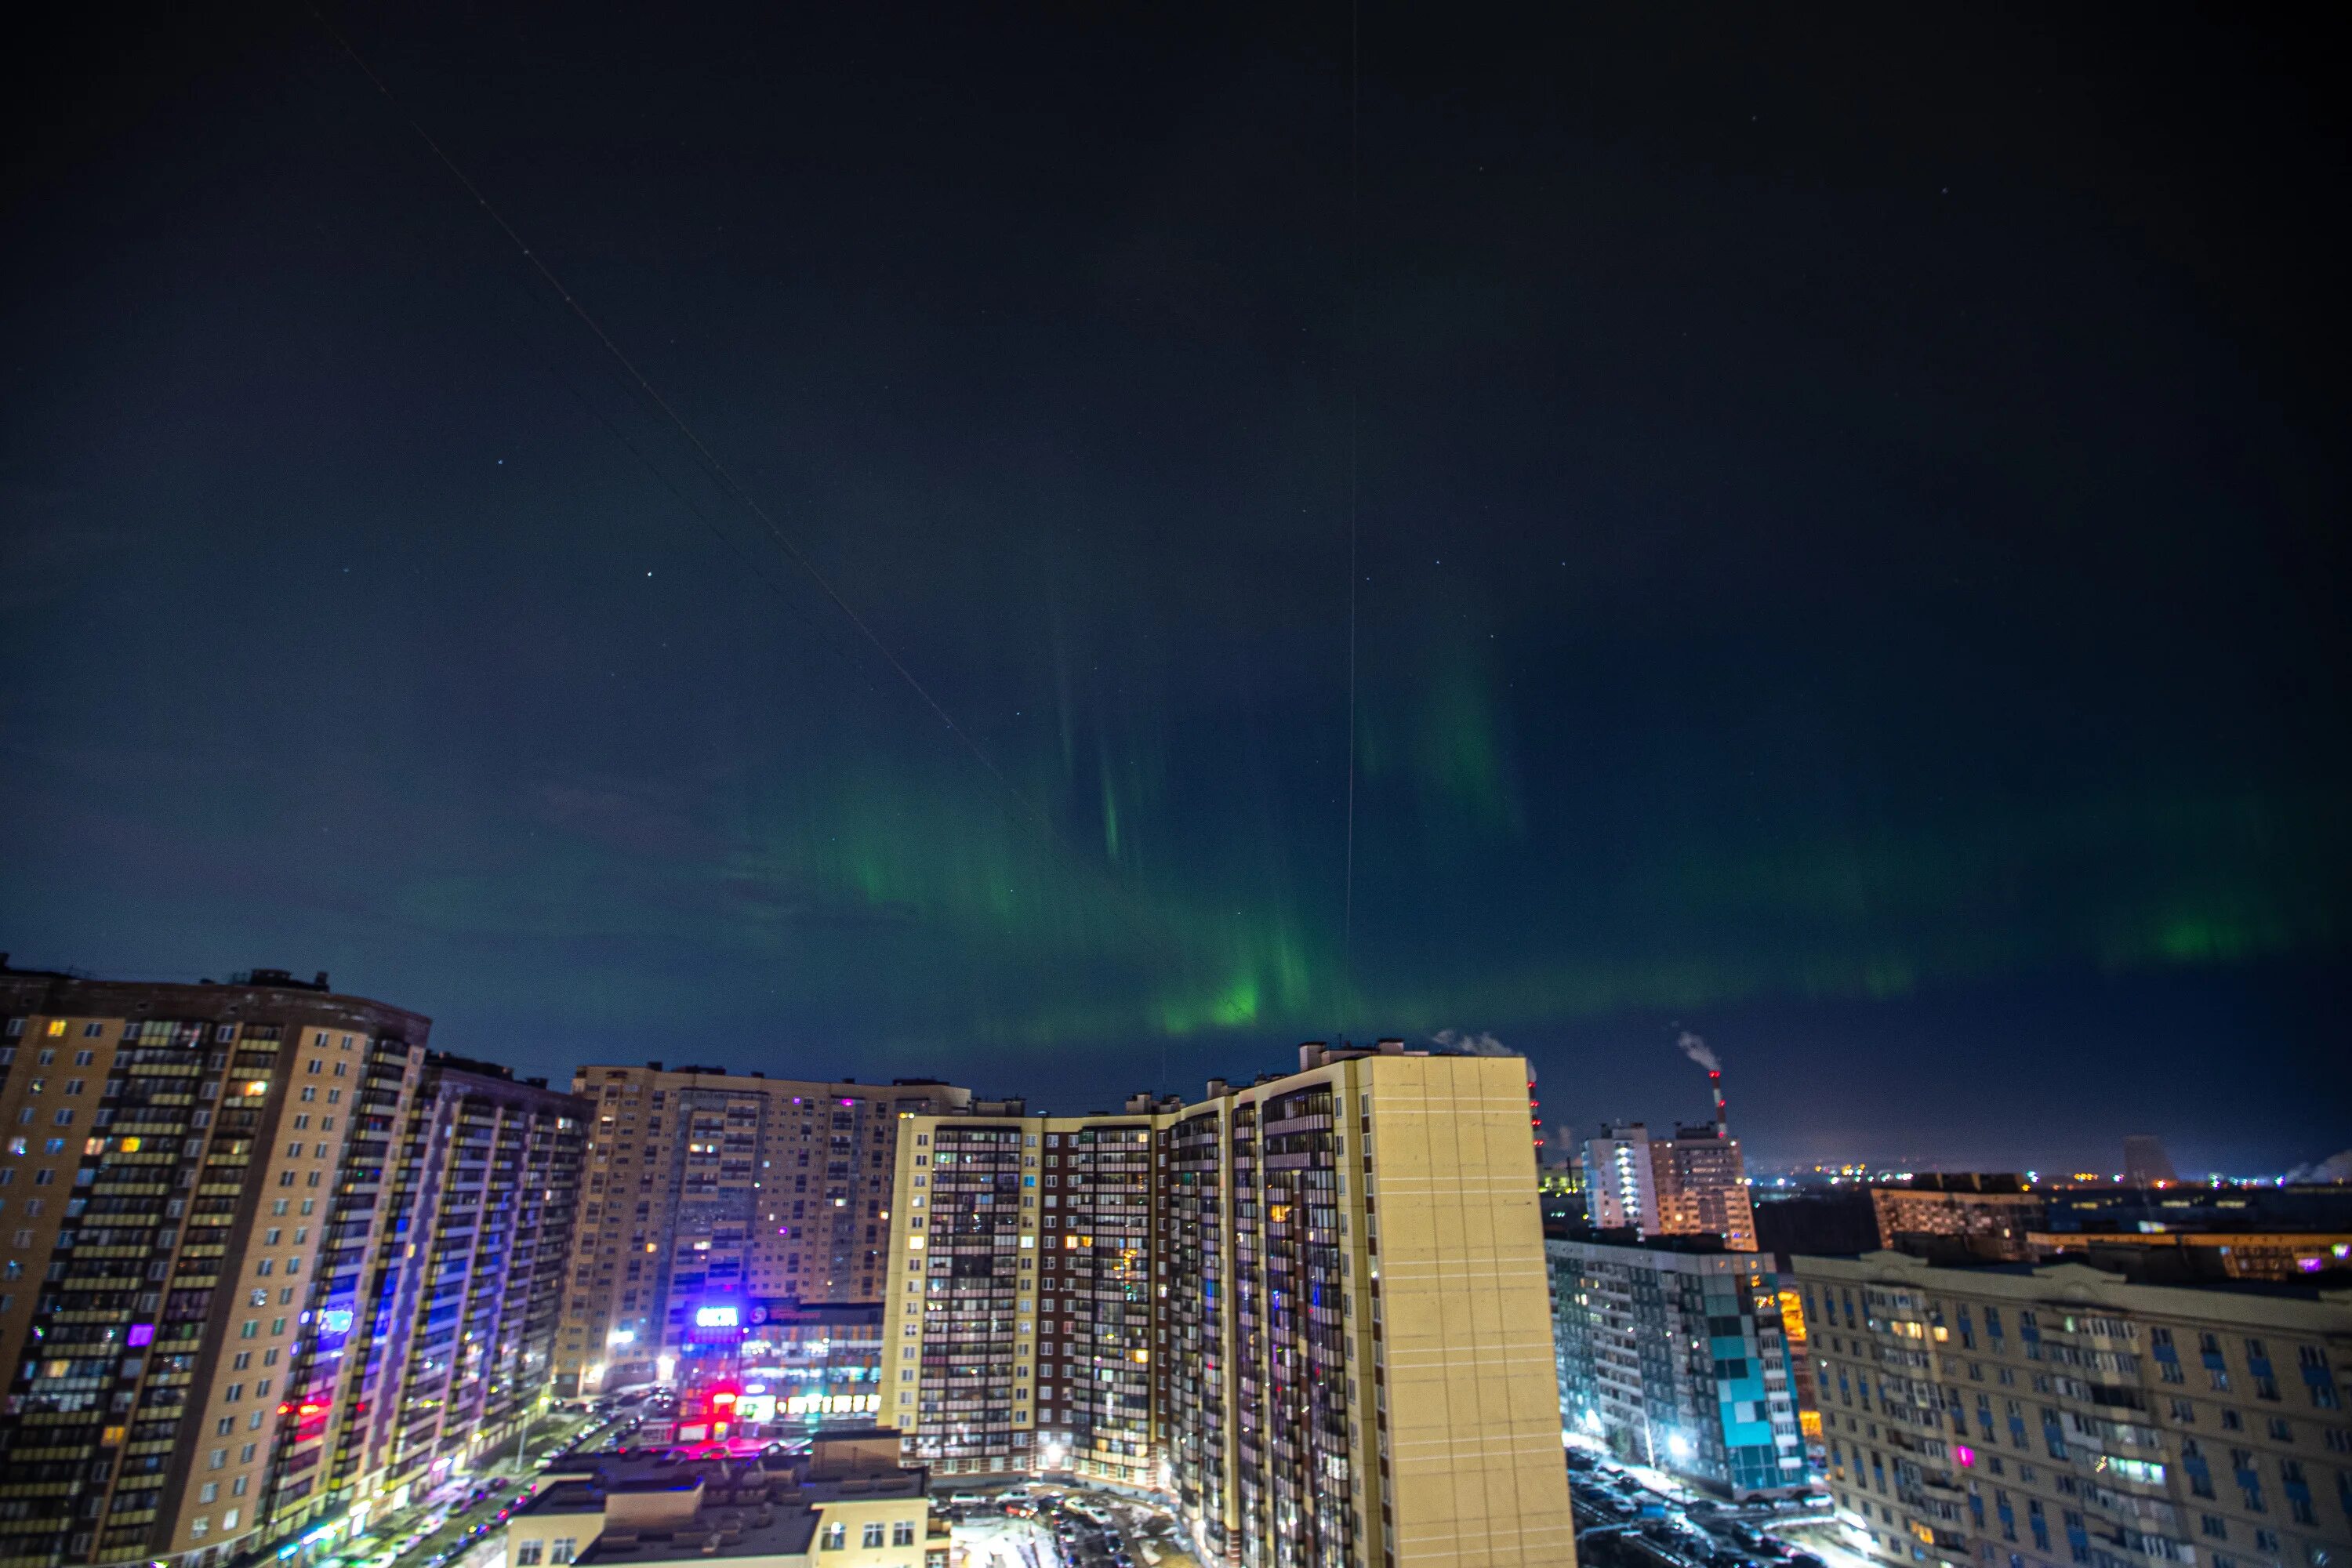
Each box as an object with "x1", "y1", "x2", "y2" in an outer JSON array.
[
  {"x1": 1675, "y1": 1029, "x2": 1721, "y2": 1073},
  {"x1": 1432, "y1": 1029, "x2": 1512, "y2": 1058}
]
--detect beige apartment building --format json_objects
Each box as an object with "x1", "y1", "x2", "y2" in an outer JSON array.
[
  {"x1": 1575, "y1": 1118, "x2": 1755, "y2": 1250},
  {"x1": 555, "y1": 1066, "x2": 977, "y2": 1393},
  {"x1": 1792, "y1": 1250, "x2": 2352, "y2": 1568},
  {"x1": 1652, "y1": 1125, "x2": 1757, "y2": 1250},
  {"x1": 0, "y1": 965, "x2": 430, "y2": 1568},
  {"x1": 882, "y1": 1042, "x2": 1574, "y2": 1568},
  {"x1": 2025, "y1": 1232, "x2": 2352, "y2": 1284},
  {"x1": 0, "y1": 964, "x2": 588, "y2": 1568}
]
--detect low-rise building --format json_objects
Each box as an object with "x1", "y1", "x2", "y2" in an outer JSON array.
[
  {"x1": 1791, "y1": 1250, "x2": 2352, "y2": 1568},
  {"x1": 735, "y1": 1301, "x2": 884, "y2": 1430},
  {"x1": 1547, "y1": 1231, "x2": 1810, "y2": 1498},
  {"x1": 507, "y1": 1432, "x2": 938, "y2": 1568}
]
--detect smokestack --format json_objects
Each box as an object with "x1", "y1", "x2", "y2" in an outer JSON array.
[{"x1": 1710, "y1": 1069, "x2": 1726, "y2": 1140}]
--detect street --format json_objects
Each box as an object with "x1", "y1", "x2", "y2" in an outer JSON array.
[
  {"x1": 953, "y1": 1514, "x2": 1060, "y2": 1568},
  {"x1": 331, "y1": 1406, "x2": 621, "y2": 1568}
]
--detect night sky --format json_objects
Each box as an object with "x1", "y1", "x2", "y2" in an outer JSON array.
[{"x1": 3, "y1": 4, "x2": 2344, "y2": 1174}]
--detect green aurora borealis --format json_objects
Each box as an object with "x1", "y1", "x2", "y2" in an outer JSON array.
[{"x1": 1, "y1": 2, "x2": 2345, "y2": 1165}]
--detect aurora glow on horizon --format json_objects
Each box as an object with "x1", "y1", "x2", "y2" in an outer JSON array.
[{"x1": 2, "y1": 2, "x2": 2343, "y2": 1171}]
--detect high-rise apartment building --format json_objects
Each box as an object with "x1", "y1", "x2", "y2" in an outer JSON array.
[
  {"x1": 1546, "y1": 1233, "x2": 1809, "y2": 1497},
  {"x1": 1577, "y1": 1120, "x2": 1755, "y2": 1250},
  {"x1": 556, "y1": 1067, "x2": 975, "y2": 1394},
  {"x1": 1792, "y1": 1250, "x2": 2352, "y2": 1568},
  {"x1": 0, "y1": 964, "x2": 430, "y2": 1568},
  {"x1": 883, "y1": 1043, "x2": 1573, "y2": 1568},
  {"x1": 0, "y1": 965, "x2": 587, "y2": 1568},
  {"x1": 1582, "y1": 1123, "x2": 1657, "y2": 1232},
  {"x1": 319, "y1": 1054, "x2": 585, "y2": 1513},
  {"x1": 1650, "y1": 1124, "x2": 1756, "y2": 1251}
]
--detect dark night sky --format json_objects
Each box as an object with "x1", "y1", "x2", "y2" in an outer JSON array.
[{"x1": 3, "y1": 4, "x2": 2345, "y2": 1174}]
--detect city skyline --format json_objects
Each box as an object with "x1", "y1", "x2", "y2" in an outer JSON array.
[
  {"x1": 2, "y1": 956, "x2": 2346, "y2": 1568},
  {"x1": 0, "y1": 953, "x2": 2337, "y2": 1178}
]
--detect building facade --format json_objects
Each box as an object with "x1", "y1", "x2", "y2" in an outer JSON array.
[
  {"x1": 1869, "y1": 1177, "x2": 2045, "y2": 1262},
  {"x1": 883, "y1": 1044, "x2": 1573, "y2": 1568},
  {"x1": 1577, "y1": 1121, "x2": 1755, "y2": 1250},
  {"x1": 0, "y1": 965, "x2": 431, "y2": 1568},
  {"x1": 1546, "y1": 1234, "x2": 1809, "y2": 1497},
  {"x1": 554, "y1": 1068, "x2": 975, "y2": 1394},
  {"x1": 321, "y1": 1055, "x2": 585, "y2": 1513},
  {"x1": 1651, "y1": 1126, "x2": 1757, "y2": 1252},
  {"x1": 1792, "y1": 1250, "x2": 2352, "y2": 1568},
  {"x1": 1582, "y1": 1123, "x2": 1658, "y2": 1233},
  {"x1": 735, "y1": 1301, "x2": 885, "y2": 1429}
]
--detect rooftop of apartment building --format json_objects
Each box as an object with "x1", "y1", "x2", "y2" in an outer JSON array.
[
  {"x1": 1544, "y1": 1222, "x2": 1733, "y2": 1254},
  {"x1": 1796, "y1": 1247, "x2": 2352, "y2": 1308},
  {"x1": 519, "y1": 1432, "x2": 929, "y2": 1563},
  {"x1": 0, "y1": 955, "x2": 433, "y2": 1031},
  {"x1": 1876, "y1": 1172, "x2": 2037, "y2": 1195},
  {"x1": 424, "y1": 1049, "x2": 562, "y2": 1090},
  {"x1": 527, "y1": 1470, "x2": 717, "y2": 1517},
  {"x1": 590, "y1": 1062, "x2": 965, "y2": 1087},
  {"x1": 575, "y1": 1504, "x2": 822, "y2": 1566},
  {"x1": 533, "y1": 1432, "x2": 926, "y2": 1507}
]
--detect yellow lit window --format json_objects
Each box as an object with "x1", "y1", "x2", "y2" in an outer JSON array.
[{"x1": 44, "y1": 1021, "x2": 64, "y2": 1038}]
